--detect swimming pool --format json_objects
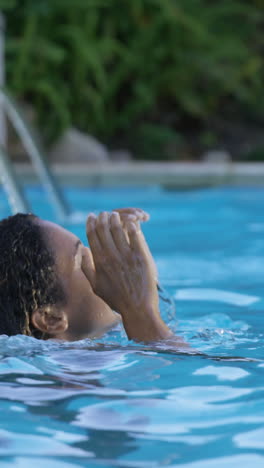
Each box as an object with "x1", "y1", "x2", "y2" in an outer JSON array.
[{"x1": 0, "y1": 184, "x2": 263, "y2": 467}]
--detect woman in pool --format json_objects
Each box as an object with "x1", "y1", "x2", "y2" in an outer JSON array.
[{"x1": 0, "y1": 208, "x2": 184, "y2": 346}]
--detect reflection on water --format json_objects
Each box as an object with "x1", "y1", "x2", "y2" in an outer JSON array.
[
  {"x1": 0, "y1": 186, "x2": 264, "y2": 466},
  {"x1": 0, "y1": 322, "x2": 263, "y2": 467}
]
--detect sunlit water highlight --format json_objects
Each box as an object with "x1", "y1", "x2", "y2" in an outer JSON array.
[{"x1": 0, "y1": 185, "x2": 263, "y2": 467}]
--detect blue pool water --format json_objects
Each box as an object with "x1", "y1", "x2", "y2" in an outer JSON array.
[{"x1": 0, "y1": 185, "x2": 263, "y2": 467}]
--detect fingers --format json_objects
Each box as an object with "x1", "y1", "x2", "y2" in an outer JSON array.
[
  {"x1": 86, "y1": 212, "x2": 130, "y2": 261},
  {"x1": 96, "y1": 211, "x2": 119, "y2": 256},
  {"x1": 110, "y1": 212, "x2": 131, "y2": 256},
  {"x1": 126, "y1": 221, "x2": 158, "y2": 280},
  {"x1": 126, "y1": 221, "x2": 146, "y2": 257},
  {"x1": 86, "y1": 214, "x2": 102, "y2": 260},
  {"x1": 114, "y1": 208, "x2": 150, "y2": 223},
  {"x1": 81, "y1": 247, "x2": 96, "y2": 290},
  {"x1": 86, "y1": 210, "x2": 152, "y2": 269},
  {"x1": 141, "y1": 237, "x2": 158, "y2": 282}
]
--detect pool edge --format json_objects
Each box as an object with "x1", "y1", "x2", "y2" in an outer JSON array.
[{"x1": 12, "y1": 161, "x2": 264, "y2": 187}]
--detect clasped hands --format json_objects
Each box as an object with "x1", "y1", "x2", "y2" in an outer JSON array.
[{"x1": 83, "y1": 208, "x2": 172, "y2": 342}]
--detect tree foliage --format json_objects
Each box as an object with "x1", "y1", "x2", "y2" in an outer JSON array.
[{"x1": 1, "y1": 0, "x2": 264, "y2": 157}]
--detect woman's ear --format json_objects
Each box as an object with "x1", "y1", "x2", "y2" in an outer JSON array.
[{"x1": 31, "y1": 306, "x2": 68, "y2": 336}]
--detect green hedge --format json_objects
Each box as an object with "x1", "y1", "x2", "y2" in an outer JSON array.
[{"x1": 1, "y1": 0, "x2": 264, "y2": 158}]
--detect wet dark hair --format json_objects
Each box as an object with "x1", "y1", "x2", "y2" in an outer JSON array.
[{"x1": 0, "y1": 213, "x2": 66, "y2": 338}]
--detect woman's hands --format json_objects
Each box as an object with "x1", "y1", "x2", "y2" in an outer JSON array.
[
  {"x1": 114, "y1": 207, "x2": 158, "y2": 282},
  {"x1": 113, "y1": 207, "x2": 150, "y2": 224},
  {"x1": 83, "y1": 208, "x2": 172, "y2": 342}
]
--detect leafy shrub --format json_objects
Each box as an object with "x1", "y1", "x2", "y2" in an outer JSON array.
[{"x1": 1, "y1": 0, "x2": 264, "y2": 158}]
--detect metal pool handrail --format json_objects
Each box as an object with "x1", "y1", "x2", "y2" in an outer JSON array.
[{"x1": 0, "y1": 88, "x2": 70, "y2": 221}]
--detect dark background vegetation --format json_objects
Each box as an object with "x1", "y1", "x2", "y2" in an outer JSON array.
[{"x1": 1, "y1": 0, "x2": 264, "y2": 160}]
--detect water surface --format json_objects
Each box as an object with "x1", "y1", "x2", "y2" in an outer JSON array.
[{"x1": 0, "y1": 185, "x2": 263, "y2": 467}]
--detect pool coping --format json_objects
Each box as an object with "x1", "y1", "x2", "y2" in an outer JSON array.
[{"x1": 12, "y1": 161, "x2": 264, "y2": 187}]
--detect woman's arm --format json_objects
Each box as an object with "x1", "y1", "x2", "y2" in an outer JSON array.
[{"x1": 84, "y1": 209, "x2": 189, "y2": 348}]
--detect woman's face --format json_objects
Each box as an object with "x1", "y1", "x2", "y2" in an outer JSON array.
[{"x1": 37, "y1": 219, "x2": 120, "y2": 340}]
